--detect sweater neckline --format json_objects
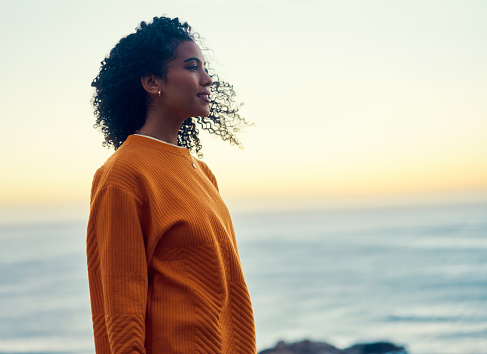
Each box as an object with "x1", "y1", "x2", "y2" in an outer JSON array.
[
  {"x1": 126, "y1": 134, "x2": 193, "y2": 158},
  {"x1": 133, "y1": 133, "x2": 181, "y2": 148}
]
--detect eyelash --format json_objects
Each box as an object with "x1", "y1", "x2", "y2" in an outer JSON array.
[{"x1": 187, "y1": 65, "x2": 209, "y2": 74}]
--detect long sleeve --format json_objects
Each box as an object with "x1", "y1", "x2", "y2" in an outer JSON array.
[{"x1": 87, "y1": 185, "x2": 148, "y2": 353}]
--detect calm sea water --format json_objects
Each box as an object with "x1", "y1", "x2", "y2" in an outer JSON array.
[{"x1": 0, "y1": 202, "x2": 486, "y2": 354}]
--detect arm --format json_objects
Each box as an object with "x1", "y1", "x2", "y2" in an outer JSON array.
[{"x1": 87, "y1": 185, "x2": 148, "y2": 353}]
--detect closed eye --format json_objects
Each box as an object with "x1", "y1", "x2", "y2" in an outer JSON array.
[
  {"x1": 187, "y1": 65, "x2": 209, "y2": 74},
  {"x1": 183, "y1": 57, "x2": 208, "y2": 73}
]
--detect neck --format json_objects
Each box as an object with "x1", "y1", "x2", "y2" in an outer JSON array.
[{"x1": 139, "y1": 110, "x2": 185, "y2": 145}]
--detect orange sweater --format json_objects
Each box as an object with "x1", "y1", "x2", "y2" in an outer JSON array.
[{"x1": 87, "y1": 135, "x2": 256, "y2": 353}]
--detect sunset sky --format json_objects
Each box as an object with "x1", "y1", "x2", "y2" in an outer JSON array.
[{"x1": 1, "y1": 0, "x2": 486, "y2": 222}]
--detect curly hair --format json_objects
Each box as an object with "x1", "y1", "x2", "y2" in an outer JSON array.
[{"x1": 91, "y1": 16, "x2": 250, "y2": 157}]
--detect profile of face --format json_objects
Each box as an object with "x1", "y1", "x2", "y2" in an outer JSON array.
[{"x1": 158, "y1": 41, "x2": 213, "y2": 120}]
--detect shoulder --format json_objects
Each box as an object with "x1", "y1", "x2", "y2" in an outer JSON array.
[
  {"x1": 91, "y1": 140, "x2": 152, "y2": 200},
  {"x1": 195, "y1": 159, "x2": 219, "y2": 191}
]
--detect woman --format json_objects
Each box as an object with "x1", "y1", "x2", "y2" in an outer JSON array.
[{"x1": 87, "y1": 16, "x2": 256, "y2": 353}]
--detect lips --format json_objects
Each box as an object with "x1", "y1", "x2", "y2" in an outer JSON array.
[{"x1": 197, "y1": 93, "x2": 211, "y2": 103}]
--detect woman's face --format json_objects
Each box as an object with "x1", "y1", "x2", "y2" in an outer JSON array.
[{"x1": 159, "y1": 41, "x2": 213, "y2": 120}]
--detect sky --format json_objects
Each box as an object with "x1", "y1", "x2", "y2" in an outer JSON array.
[{"x1": 0, "y1": 0, "x2": 486, "y2": 222}]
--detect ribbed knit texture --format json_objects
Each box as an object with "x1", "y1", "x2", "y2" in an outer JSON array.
[{"x1": 87, "y1": 135, "x2": 256, "y2": 354}]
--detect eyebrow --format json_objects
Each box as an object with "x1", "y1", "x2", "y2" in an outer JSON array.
[{"x1": 183, "y1": 57, "x2": 205, "y2": 65}]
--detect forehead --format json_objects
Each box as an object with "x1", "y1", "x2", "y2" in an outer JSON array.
[{"x1": 173, "y1": 41, "x2": 205, "y2": 62}]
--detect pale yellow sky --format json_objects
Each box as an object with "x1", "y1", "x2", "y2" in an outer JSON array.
[{"x1": 0, "y1": 0, "x2": 486, "y2": 221}]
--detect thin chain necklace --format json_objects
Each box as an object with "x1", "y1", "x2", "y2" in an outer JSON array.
[{"x1": 135, "y1": 130, "x2": 197, "y2": 169}]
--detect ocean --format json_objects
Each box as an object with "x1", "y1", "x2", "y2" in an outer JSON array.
[{"x1": 0, "y1": 202, "x2": 486, "y2": 354}]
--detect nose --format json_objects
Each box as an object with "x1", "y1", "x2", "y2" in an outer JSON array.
[{"x1": 201, "y1": 70, "x2": 213, "y2": 87}]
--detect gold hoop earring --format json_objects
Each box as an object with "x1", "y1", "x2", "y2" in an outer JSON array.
[{"x1": 158, "y1": 90, "x2": 161, "y2": 97}]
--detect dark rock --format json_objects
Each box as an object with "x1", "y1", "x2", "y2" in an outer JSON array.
[
  {"x1": 343, "y1": 342, "x2": 407, "y2": 354},
  {"x1": 258, "y1": 339, "x2": 344, "y2": 354},
  {"x1": 258, "y1": 340, "x2": 408, "y2": 354}
]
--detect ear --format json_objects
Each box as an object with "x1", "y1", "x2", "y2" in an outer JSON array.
[{"x1": 140, "y1": 74, "x2": 162, "y2": 96}]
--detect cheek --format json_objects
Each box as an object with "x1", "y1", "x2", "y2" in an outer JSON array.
[
  {"x1": 174, "y1": 80, "x2": 197, "y2": 97},
  {"x1": 172, "y1": 72, "x2": 197, "y2": 86}
]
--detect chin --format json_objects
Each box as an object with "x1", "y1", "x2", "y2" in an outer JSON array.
[{"x1": 198, "y1": 109, "x2": 211, "y2": 118}]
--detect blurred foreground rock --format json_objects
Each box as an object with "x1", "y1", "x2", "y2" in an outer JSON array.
[{"x1": 258, "y1": 340, "x2": 408, "y2": 354}]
